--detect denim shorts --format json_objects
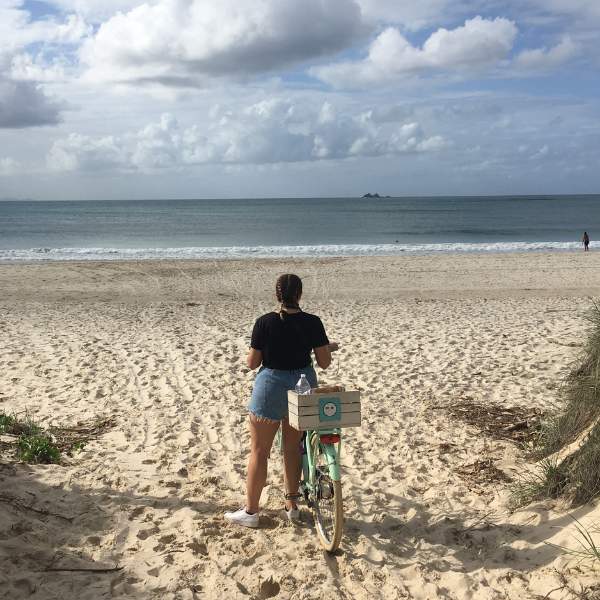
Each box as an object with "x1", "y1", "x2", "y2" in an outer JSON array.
[{"x1": 248, "y1": 366, "x2": 317, "y2": 421}]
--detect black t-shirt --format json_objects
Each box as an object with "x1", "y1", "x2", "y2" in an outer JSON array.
[{"x1": 251, "y1": 311, "x2": 329, "y2": 370}]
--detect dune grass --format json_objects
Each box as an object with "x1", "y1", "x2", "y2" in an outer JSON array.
[
  {"x1": 513, "y1": 304, "x2": 600, "y2": 507},
  {"x1": 536, "y1": 304, "x2": 600, "y2": 459},
  {"x1": 0, "y1": 413, "x2": 15, "y2": 432},
  {"x1": 546, "y1": 517, "x2": 600, "y2": 565}
]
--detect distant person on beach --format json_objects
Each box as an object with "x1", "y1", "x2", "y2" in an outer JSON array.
[
  {"x1": 225, "y1": 273, "x2": 337, "y2": 528},
  {"x1": 583, "y1": 231, "x2": 590, "y2": 252}
]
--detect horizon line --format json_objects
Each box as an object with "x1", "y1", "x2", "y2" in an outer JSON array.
[{"x1": 1, "y1": 192, "x2": 600, "y2": 202}]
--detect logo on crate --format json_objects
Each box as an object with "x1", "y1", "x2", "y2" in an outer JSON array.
[{"x1": 319, "y1": 397, "x2": 341, "y2": 422}]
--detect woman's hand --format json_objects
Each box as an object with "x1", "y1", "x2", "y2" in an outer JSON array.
[
  {"x1": 246, "y1": 348, "x2": 262, "y2": 370},
  {"x1": 328, "y1": 342, "x2": 340, "y2": 352}
]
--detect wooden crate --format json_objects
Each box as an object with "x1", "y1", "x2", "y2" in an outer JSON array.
[{"x1": 288, "y1": 390, "x2": 361, "y2": 431}]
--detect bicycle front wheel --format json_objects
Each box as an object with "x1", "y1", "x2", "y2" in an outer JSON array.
[{"x1": 311, "y1": 437, "x2": 343, "y2": 552}]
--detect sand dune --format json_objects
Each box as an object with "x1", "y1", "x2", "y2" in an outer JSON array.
[{"x1": 1, "y1": 253, "x2": 600, "y2": 599}]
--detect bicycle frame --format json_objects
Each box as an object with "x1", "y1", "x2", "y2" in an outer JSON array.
[
  {"x1": 301, "y1": 428, "x2": 341, "y2": 503},
  {"x1": 275, "y1": 427, "x2": 342, "y2": 495}
]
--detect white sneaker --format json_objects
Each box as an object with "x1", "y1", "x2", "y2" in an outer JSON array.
[
  {"x1": 224, "y1": 507, "x2": 260, "y2": 528},
  {"x1": 284, "y1": 507, "x2": 300, "y2": 523}
]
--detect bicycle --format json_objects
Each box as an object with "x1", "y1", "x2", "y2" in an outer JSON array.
[
  {"x1": 284, "y1": 385, "x2": 360, "y2": 553},
  {"x1": 277, "y1": 423, "x2": 344, "y2": 552},
  {"x1": 298, "y1": 426, "x2": 344, "y2": 552}
]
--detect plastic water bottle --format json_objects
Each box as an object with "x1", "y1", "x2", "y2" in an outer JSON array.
[{"x1": 295, "y1": 374, "x2": 312, "y2": 395}]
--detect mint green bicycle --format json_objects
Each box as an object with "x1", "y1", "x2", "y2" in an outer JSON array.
[
  {"x1": 299, "y1": 427, "x2": 344, "y2": 552},
  {"x1": 277, "y1": 425, "x2": 344, "y2": 552},
  {"x1": 285, "y1": 380, "x2": 360, "y2": 552}
]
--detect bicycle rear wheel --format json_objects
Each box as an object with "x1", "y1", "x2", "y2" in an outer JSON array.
[{"x1": 311, "y1": 436, "x2": 343, "y2": 552}]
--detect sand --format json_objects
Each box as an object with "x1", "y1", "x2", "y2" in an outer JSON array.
[{"x1": 1, "y1": 253, "x2": 600, "y2": 599}]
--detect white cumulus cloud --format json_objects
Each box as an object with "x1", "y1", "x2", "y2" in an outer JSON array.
[
  {"x1": 10, "y1": 52, "x2": 69, "y2": 82},
  {"x1": 312, "y1": 16, "x2": 518, "y2": 88},
  {"x1": 515, "y1": 36, "x2": 578, "y2": 70},
  {"x1": 0, "y1": 4, "x2": 89, "y2": 51},
  {"x1": 81, "y1": 0, "x2": 365, "y2": 87},
  {"x1": 47, "y1": 99, "x2": 447, "y2": 172},
  {"x1": 48, "y1": 132, "x2": 125, "y2": 171}
]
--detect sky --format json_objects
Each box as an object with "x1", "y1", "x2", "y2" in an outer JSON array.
[{"x1": 0, "y1": 0, "x2": 599, "y2": 200}]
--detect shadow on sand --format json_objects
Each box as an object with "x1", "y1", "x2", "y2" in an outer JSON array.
[{"x1": 0, "y1": 461, "x2": 223, "y2": 600}]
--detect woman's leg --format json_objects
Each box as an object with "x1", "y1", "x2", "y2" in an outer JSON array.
[
  {"x1": 281, "y1": 418, "x2": 304, "y2": 510},
  {"x1": 246, "y1": 415, "x2": 280, "y2": 513}
]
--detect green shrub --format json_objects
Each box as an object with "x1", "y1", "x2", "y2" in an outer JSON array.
[
  {"x1": 0, "y1": 410, "x2": 42, "y2": 437},
  {"x1": 1, "y1": 410, "x2": 109, "y2": 465},
  {"x1": 17, "y1": 434, "x2": 61, "y2": 464},
  {"x1": 69, "y1": 441, "x2": 86, "y2": 454}
]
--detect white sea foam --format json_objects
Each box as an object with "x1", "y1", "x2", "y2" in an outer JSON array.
[{"x1": 0, "y1": 241, "x2": 595, "y2": 262}]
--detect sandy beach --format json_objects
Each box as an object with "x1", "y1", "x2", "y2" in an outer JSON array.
[{"x1": 1, "y1": 252, "x2": 600, "y2": 599}]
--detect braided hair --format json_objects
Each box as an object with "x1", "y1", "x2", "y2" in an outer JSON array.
[{"x1": 276, "y1": 274, "x2": 302, "y2": 320}]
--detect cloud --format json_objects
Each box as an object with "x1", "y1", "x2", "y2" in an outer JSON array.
[
  {"x1": 48, "y1": 132, "x2": 125, "y2": 171},
  {"x1": 528, "y1": 0, "x2": 600, "y2": 23},
  {"x1": 0, "y1": 4, "x2": 89, "y2": 51},
  {"x1": 45, "y1": 0, "x2": 600, "y2": 30},
  {"x1": 515, "y1": 36, "x2": 578, "y2": 70},
  {"x1": 0, "y1": 3, "x2": 91, "y2": 127},
  {"x1": 47, "y1": 100, "x2": 447, "y2": 172},
  {"x1": 10, "y1": 52, "x2": 68, "y2": 82},
  {"x1": 0, "y1": 156, "x2": 20, "y2": 175},
  {"x1": 355, "y1": 0, "x2": 480, "y2": 30},
  {"x1": 81, "y1": 0, "x2": 365, "y2": 87},
  {"x1": 530, "y1": 144, "x2": 550, "y2": 160},
  {"x1": 355, "y1": 0, "x2": 600, "y2": 33},
  {"x1": 0, "y1": 77, "x2": 62, "y2": 128},
  {"x1": 312, "y1": 16, "x2": 518, "y2": 88}
]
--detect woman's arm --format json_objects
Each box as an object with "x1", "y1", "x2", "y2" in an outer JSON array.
[
  {"x1": 246, "y1": 348, "x2": 262, "y2": 370},
  {"x1": 313, "y1": 344, "x2": 332, "y2": 369}
]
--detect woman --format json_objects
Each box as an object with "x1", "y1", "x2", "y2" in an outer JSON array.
[{"x1": 225, "y1": 273, "x2": 336, "y2": 528}]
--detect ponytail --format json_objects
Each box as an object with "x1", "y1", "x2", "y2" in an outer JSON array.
[{"x1": 275, "y1": 274, "x2": 302, "y2": 320}]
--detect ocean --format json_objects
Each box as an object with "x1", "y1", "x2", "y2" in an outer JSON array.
[{"x1": 0, "y1": 195, "x2": 598, "y2": 261}]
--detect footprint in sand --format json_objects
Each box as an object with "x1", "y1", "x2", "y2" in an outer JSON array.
[
  {"x1": 257, "y1": 577, "x2": 281, "y2": 599},
  {"x1": 129, "y1": 506, "x2": 146, "y2": 520},
  {"x1": 137, "y1": 527, "x2": 158, "y2": 540},
  {"x1": 187, "y1": 540, "x2": 208, "y2": 556}
]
